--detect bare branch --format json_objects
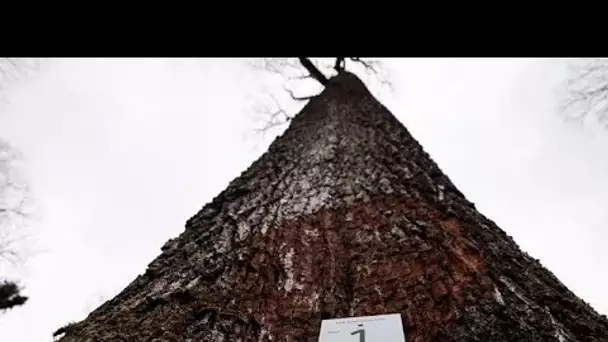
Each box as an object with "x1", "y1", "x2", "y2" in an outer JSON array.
[
  {"x1": 0, "y1": 58, "x2": 44, "y2": 111},
  {"x1": 254, "y1": 111, "x2": 292, "y2": 134},
  {"x1": 248, "y1": 58, "x2": 302, "y2": 77},
  {"x1": 559, "y1": 58, "x2": 608, "y2": 127},
  {"x1": 246, "y1": 57, "x2": 395, "y2": 134},
  {"x1": 288, "y1": 74, "x2": 314, "y2": 81},
  {"x1": 348, "y1": 57, "x2": 394, "y2": 92},
  {"x1": 0, "y1": 138, "x2": 34, "y2": 268},
  {"x1": 334, "y1": 57, "x2": 345, "y2": 72},
  {"x1": 298, "y1": 58, "x2": 329, "y2": 86},
  {"x1": 350, "y1": 57, "x2": 376, "y2": 71},
  {"x1": 282, "y1": 84, "x2": 319, "y2": 102},
  {"x1": 253, "y1": 93, "x2": 294, "y2": 135},
  {"x1": 6, "y1": 59, "x2": 18, "y2": 69},
  {"x1": 0, "y1": 62, "x2": 39, "y2": 314}
]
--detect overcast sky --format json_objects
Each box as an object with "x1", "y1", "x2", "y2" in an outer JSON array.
[{"x1": 0, "y1": 58, "x2": 607, "y2": 342}]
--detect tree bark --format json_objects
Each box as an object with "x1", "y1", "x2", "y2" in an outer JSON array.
[{"x1": 57, "y1": 72, "x2": 608, "y2": 342}]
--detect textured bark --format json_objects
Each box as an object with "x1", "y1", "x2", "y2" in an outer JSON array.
[{"x1": 57, "y1": 72, "x2": 608, "y2": 342}]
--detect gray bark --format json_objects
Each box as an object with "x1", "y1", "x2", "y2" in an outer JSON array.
[{"x1": 57, "y1": 72, "x2": 608, "y2": 342}]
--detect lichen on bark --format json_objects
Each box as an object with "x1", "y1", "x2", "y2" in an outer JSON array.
[{"x1": 56, "y1": 72, "x2": 608, "y2": 342}]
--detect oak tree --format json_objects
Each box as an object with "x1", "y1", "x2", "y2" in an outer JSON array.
[{"x1": 55, "y1": 58, "x2": 608, "y2": 341}]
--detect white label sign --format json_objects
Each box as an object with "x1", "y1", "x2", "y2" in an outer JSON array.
[{"x1": 318, "y1": 313, "x2": 406, "y2": 342}]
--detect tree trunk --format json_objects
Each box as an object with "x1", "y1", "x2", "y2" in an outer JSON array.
[{"x1": 57, "y1": 72, "x2": 608, "y2": 342}]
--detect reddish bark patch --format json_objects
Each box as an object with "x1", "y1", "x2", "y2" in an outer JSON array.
[{"x1": 232, "y1": 195, "x2": 498, "y2": 341}]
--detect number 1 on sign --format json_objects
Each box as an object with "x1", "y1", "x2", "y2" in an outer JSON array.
[{"x1": 351, "y1": 328, "x2": 365, "y2": 342}]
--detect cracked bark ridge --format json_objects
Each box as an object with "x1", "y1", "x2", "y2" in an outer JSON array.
[{"x1": 57, "y1": 72, "x2": 608, "y2": 342}]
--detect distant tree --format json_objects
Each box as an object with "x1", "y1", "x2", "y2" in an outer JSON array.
[
  {"x1": 0, "y1": 138, "x2": 32, "y2": 312},
  {"x1": 0, "y1": 58, "x2": 39, "y2": 313},
  {"x1": 559, "y1": 58, "x2": 608, "y2": 129},
  {"x1": 0, "y1": 280, "x2": 27, "y2": 311}
]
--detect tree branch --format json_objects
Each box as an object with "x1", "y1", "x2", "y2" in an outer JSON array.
[
  {"x1": 348, "y1": 58, "x2": 394, "y2": 92},
  {"x1": 254, "y1": 93, "x2": 294, "y2": 134},
  {"x1": 288, "y1": 74, "x2": 313, "y2": 81},
  {"x1": 247, "y1": 57, "x2": 394, "y2": 135},
  {"x1": 350, "y1": 57, "x2": 378, "y2": 73},
  {"x1": 560, "y1": 59, "x2": 608, "y2": 127},
  {"x1": 0, "y1": 138, "x2": 33, "y2": 269},
  {"x1": 282, "y1": 84, "x2": 319, "y2": 102},
  {"x1": 6, "y1": 59, "x2": 17, "y2": 70},
  {"x1": 334, "y1": 57, "x2": 345, "y2": 73},
  {"x1": 298, "y1": 58, "x2": 329, "y2": 86}
]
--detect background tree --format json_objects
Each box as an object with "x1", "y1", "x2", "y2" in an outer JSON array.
[
  {"x1": 0, "y1": 57, "x2": 39, "y2": 313},
  {"x1": 0, "y1": 138, "x2": 31, "y2": 312},
  {"x1": 559, "y1": 58, "x2": 608, "y2": 129}
]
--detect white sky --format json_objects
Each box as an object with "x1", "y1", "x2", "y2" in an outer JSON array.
[{"x1": 0, "y1": 58, "x2": 607, "y2": 342}]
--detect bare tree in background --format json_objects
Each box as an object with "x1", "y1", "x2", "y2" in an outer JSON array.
[
  {"x1": 0, "y1": 58, "x2": 40, "y2": 80},
  {"x1": 0, "y1": 57, "x2": 40, "y2": 313},
  {"x1": 560, "y1": 58, "x2": 608, "y2": 129},
  {"x1": 0, "y1": 139, "x2": 32, "y2": 312},
  {"x1": 248, "y1": 57, "x2": 394, "y2": 133},
  {"x1": 0, "y1": 58, "x2": 40, "y2": 101}
]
